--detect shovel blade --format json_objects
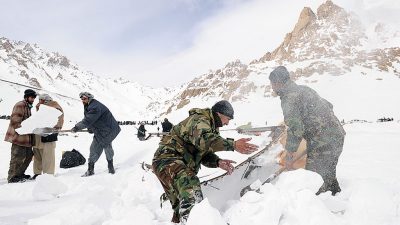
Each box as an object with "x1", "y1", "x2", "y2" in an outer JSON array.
[{"x1": 32, "y1": 127, "x2": 56, "y2": 136}]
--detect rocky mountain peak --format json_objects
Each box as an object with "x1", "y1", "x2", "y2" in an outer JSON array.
[
  {"x1": 316, "y1": 0, "x2": 346, "y2": 20},
  {"x1": 249, "y1": 1, "x2": 400, "y2": 80},
  {"x1": 0, "y1": 37, "x2": 14, "y2": 52},
  {"x1": 159, "y1": 1, "x2": 400, "y2": 117},
  {"x1": 47, "y1": 53, "x2": 71, "y2": 68},
  {"x1": 292, "y1": 7, "x2": 316, "y2": 35},
  {"x1": 254, "y1": 0, "x2": 358, "y2": 64}
]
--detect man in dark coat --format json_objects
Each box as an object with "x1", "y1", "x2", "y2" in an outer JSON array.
[
  {"x1": 4, "y1": 89, "x2": 37, "y2": 182},
  {"x1": 72, "y1": 92, "x2": 121, "y2": 176},
  {"x1": 269, "y1": 66, "x2": 346, "y2": 195},
  {"x1": 137, "y1": 123, "x2": 146, "y2": 141},
  {"x1": 161, "y1": 118, "x2": 173, "y2": 133}
]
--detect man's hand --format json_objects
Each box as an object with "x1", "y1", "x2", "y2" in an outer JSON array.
[
  {"x1": 218, "y1": 159, "x2": 236, "y2": 175},
  {"x1": 35, "y1": 103, "x2": 41, "y2": 111},
  {"x1": 234, "y1": 138, "x2": 258, "y2": 154},
  {"x1": 284, "y1": 151, "x2": 295, "y2": 170}
]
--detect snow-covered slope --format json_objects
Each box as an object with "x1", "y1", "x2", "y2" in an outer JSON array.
[{"x1": 0, "y1": 37, "x2": 171, "y2": 121}]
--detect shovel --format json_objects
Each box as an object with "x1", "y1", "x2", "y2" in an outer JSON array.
[{"x1": 32, "y1": 127, "x2": 89, "y2": 136}]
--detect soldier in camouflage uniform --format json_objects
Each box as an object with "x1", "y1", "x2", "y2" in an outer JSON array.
[
  {"x1": 152, "y1": 100, "x2": 258, "y2": 224},
  {"x1": 269, "y1": 66, "x2": 346, "y2": 196}
]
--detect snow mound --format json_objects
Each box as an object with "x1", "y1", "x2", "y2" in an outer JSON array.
[
  {"x1": 187, "y1": 198, "x2": 226, "y2": 225},
  {"x1": 225, "y1": 183, "x2": 285, "y2": 225},
  {"x1": 274, "y1": 169, "x2": 323, "y2": 193},
  {"x1": 224, "y1": 169, "x2": 342, "y2": 225},
  {"x1": 32, "y1": 174, "x2": 68, "y2": 200}
]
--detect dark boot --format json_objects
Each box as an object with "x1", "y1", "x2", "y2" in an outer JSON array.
[
  {"x1": 22, "y1": 174, "x2": 31, "y2": 179},
  {"x1": 107, "y1": 159, "x2": 115, "y2": 174},
  {"x1": 31, "y1": 174, "x2": 40, "y2": 180},
  {"x1": 8, "y1": 175, "x2": 27, "y2": 183},
  {"x1": 171, "y1": 211, "x2": 180, "y2": 223},
  {"x1": 82, "y1": 162, "x2": 95, "y2": 177},
  {"x1": 328, "y1": 179, "x2": 342, "y2": 196}
]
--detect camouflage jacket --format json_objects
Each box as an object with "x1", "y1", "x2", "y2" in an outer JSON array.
[
  {"x1": 152, "y1": 108, "x2": 235, "y2": 174},
  {"x1": 278, "y1": 80, "x2": 346, "y2": 152}
]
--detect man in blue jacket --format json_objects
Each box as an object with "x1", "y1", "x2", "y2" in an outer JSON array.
[{"x1": 72, "y1": 92, "x2": 121, "y2": 176}]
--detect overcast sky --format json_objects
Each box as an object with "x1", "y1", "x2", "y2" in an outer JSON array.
[{"x1": 0, "y1": 0, "x2": 398, "y2": 87}]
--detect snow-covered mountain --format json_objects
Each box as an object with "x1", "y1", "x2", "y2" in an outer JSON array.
[
  {"x1": 159, "y1": 0, "x2": 400, "y2": 122},
  {"x1": 0, "y1": 38, "x2": 172, "y2": 121},
  {"x1": 1, "y1": 1, "x2": 399, "y2": 124}
]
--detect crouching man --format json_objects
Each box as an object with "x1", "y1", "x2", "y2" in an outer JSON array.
[{"x1": 152, "y1": 100, "x2": 258, "y2": 223}]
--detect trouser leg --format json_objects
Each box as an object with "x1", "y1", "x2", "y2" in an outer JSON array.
[
  {"x1": 153, "y1": 160, "x2": 193, "y2": 223},
  {"x1": 20, "y1": 146, "x2": 34, "y2": 175},
  {"x1": 88, "y1": 138, "x2": 103, "y2": 164},
  {"x1": 306, "y1": 137, "x2": 344, "y2": 195},
  {"x1": 41, "y1": 142, "x2": 56, "y2": 174},
  {"x1": 174, "y1": 169, "x2": 203, "y2": 223},
  {"x1": 33, "y1": 147, "x2": 43, "y2": 175},
  {"x1": 103, "y1": 143, "x2": 114, "y2": 161},
  {"x1": 8, "y1": 144, "x2": 33, "y2": 182}
]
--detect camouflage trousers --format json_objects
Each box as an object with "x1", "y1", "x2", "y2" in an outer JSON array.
[
  {"x1": 8, "y1": 144, "x2": 34, "y2": 182},
  {"x1": 153, "y1": 159, "x2": 203, "y2": 223},
  {"x1": 306, "y1": 136, "x2": 344, "y2": 195}
]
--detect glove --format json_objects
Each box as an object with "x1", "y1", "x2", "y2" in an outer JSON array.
[
  {"x1": 71, "y1": 127, "x2": 78, "y2": 133},
  {"x1": 88, "y1": 128, "x2": 94, "y2": 134}
]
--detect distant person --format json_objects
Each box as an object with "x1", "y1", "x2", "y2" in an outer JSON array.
[
  {"x1": 269, "y1": 66, "x2": 346, "y2": 195},
  {"x1": 137, "y1": 123, "x2": 146, "y2": 141},
  {"x1": 152, "y1": 100, "x2": 259, "y2": 223},
  {"x1": 161, "y1": 118, "x2": 173, "y2": 133},
  {"x1": 71, "y1": 92, "x2": 121, "y2": 176},
  {"x1": 4, "y1": 89, "x2": 37, "y2": 183},
  {"x1": 32, "y1": 93, "x2": 64, "y2": 179}
]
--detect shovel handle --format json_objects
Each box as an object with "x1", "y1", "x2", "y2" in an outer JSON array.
[{"x1": 57, "y1": 129, "x2": 89, "y2": 133}]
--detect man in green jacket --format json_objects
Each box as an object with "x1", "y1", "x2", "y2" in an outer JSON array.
[
  {"x1": 269, "y1": 66, "x2": 346, "y2": 196},
  {"x1": 152, "y1": 100, "x2": 258, "y2": 223}
]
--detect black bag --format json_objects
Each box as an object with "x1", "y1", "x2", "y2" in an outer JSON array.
[
  {"x1": 41, "y1": 133, "x2": 58, "y2": 143},
  {"x1": 60, "y1": 149, "x2": 86, "y2": 168}
]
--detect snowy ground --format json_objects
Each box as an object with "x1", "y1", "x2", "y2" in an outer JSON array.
[
  {"x1": 0, "y1": 118, "x2": 399, "y2": 225},
  {"x1": 0, "y1": 66, "x2": 400, "y2": 225}
]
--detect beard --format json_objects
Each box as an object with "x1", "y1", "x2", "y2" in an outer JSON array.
[{"x1": 26, "y1": 98, "x2": 35, "y2": 105}]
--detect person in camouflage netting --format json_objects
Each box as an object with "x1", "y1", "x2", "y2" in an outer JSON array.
[
  {"x1": 269, "y1": 66, "x2": 346, "y2": 196},
  {"x1": 152, "y1": 100, "x2": 259, "y2": 224}
]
